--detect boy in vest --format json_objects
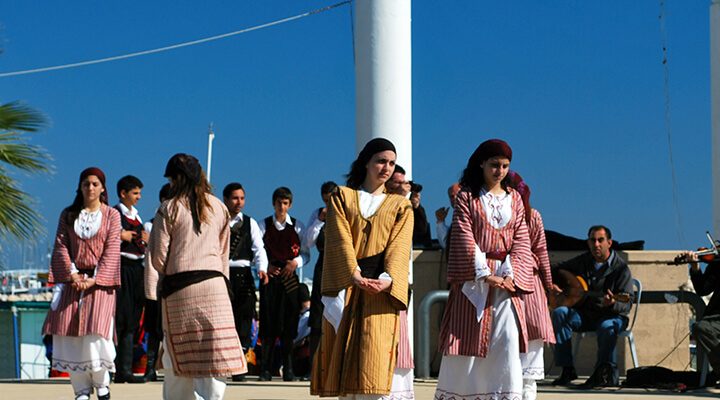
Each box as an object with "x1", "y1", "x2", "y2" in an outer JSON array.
[
  {"x1": 223, "y1": 182, "x2": 268, "y2": 382},
  {"x1": 114, "y1": 175, "x2": 148, "y2": 383},
  {"x1": 257, "y1": 187, "x2": 309, "y2": 381}
]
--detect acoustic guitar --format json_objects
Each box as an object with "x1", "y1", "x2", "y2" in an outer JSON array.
[{"x1": 548, "y1": 269, "x2": 631, "y2": 309}]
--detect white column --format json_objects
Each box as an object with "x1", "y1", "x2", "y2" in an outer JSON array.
[
  {"x1": 712, "y1": 0, "x2": 720, "y2": 238},
  {"x1": 354, "y1": 0, "x2": 415, "y2": 356},
  {"x1": 354, "y1": 0, "x2": 412, "y2": 171}
]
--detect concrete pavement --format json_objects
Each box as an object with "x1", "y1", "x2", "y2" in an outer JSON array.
[{"x1": 0, "y1": 378, "x2": 718, "y2": 399}]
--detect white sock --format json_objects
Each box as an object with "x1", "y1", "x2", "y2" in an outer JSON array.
[{"x1": 522, "y1": 378, "x2": 537, "y2": 400}]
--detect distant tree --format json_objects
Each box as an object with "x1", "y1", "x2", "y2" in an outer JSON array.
[{"x1": 0, "y1": 101, "x2": 52, "y2": 243}]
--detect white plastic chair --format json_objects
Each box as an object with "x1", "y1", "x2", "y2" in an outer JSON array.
[{"x1": 572, "y1": 278, "x2": 642, "y2": 368}]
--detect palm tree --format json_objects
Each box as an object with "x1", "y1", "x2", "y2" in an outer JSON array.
[{"x1": 0, "y1": 101, "x2": 52, "y2": 243}]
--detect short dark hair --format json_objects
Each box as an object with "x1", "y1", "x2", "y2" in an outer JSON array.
[
  {"x1": 117, "y1": 175, "x2": 143, "y2": 197},
  {"x1": 588, "y1": 225, "x2": 612, "y2": 240},
  {"x1": 159, "y1": 183, "x2": 172, "y2": 202},
  {"x1": 272, "y1": 187, "x2": 293, "y2": 204},
  {"x1": 410, "y1": 181, "x2": 423, "y2": 193},
  {"x1": 320, "y1": 181, "x2": 338, "y2": 195},
  {"x1": 223, "y1": 182, "x2": 244, "y2": 199},
  {"x1": 394, "y1": 165, "x2": 406, "y2": 175}
]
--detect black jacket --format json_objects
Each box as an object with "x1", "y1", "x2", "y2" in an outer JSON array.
[
  {"x1": 554, "y1": 251, "x2": 634, "y2": 321},
  {"x1": 690, "y1": 261, "x2": 720, "y2": 318}
]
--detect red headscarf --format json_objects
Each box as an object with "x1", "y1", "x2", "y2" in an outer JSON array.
[
  {"x1": 476, "y1": 139, "x2": 512, "y2": 162},
  {"x1": 506, "y1": 170, "x2": 531, "y2": 222}
]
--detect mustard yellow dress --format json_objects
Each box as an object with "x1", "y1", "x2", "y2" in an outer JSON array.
[{"x1": 311, "y1": 186, "x2": 413, "y2": 398}]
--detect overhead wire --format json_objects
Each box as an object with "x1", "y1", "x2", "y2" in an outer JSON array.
[
  {"x1": 659, "y1": 0, "x2": 686, "y2": 246},
  {"x1": 0, "y1": 1, "x2": 351, "y2": 78}
]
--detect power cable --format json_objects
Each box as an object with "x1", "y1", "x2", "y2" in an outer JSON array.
[
  {"x1": 0, "y1": 1, "x2": 351, "y2": 78},
  {"x1": 659, "y1": 0, "x2": 686, "y2": 246}
]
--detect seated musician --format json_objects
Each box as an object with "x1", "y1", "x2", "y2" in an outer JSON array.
[
  {"x1": 678, "y1": 251, "x2": 720, "y2": 388},
  {"x1": 551, "y1": 225, "x2": 634, "y2": 387}
]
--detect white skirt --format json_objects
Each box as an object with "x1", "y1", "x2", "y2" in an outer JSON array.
[
  {"x1": 339, "y1": 368, "x2": 414, "y2": 400},
  {"x1": 51, "y1": 320, "x2": 115, "y2": 373},
  {"x1": 434, "y1": 290, "x2": 522, "y2": 400},
  {"x1": 520, "y1": 339, "x2": 545, "y2": 380}
]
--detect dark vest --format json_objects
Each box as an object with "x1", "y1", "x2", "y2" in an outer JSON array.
[
  {"x1": 263, "y1": 216, "x2": 300, "y2": 268},
  {"x1": 114, "y1": 205, "x2": 145, "y2": 256},
  {"x1": 229, "y1": 214, "x2": 253, "y2": 262}
]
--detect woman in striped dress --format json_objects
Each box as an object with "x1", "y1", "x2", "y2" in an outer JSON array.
[
  {"x1": 435, "y1": 139, "x2": 534, "y2": 400},
  {"x1": 311, "y1": 138, "x2": 414, "y2": 399},
  {"x1": 507, "y1": 171, "x2": 555, "y2": 400},
  {"x1": 149, "y1": 153, "x2": 246, "y2": 400},
  {"x1": 43, "y1": 167, "x2": 122, "y2": 400}
]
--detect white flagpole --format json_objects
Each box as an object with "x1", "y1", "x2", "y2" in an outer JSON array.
[{"x1": 207, "y1": 123, "x2": 215, "y2": 183}]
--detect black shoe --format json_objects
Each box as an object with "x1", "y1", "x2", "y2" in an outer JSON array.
[
  {"x1": 282, "y1": 370, "x2": 297, "y2": 382},
  {"x1": 143, "y1": 369, "x2": 157, "y2": 382},
  {"x1": 97, "y1": 392, "x2": 111, "y2": 400},
  {"x1": 282, "y1": 351, "x2": 297, "y2": 382},
  {"x1": 114, "y1": 373, "x2": 145, "y2": 384},
  {"x1": 580, "y1": 363, "x2": 619, "y2": 389},
  {"x1": 231, "y1": 374, "x2": 246, "y2": 382},
  {"x1": 552, "y1": 367, "x2": 578, "y2": 386},
  {"x1": 258, "y1": 371, "x2": 272, "y2": 382}
]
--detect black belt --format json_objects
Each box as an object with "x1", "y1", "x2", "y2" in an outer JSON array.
[
  {"x1": 160, "y1": 270, "x2": 231, "y2": 299},
  {"x1": 358, "y1": 252, "x2": 385, "y2": 279},
  {"x1": 77, "y1": 269, "x2": 95, "y2": 278}
]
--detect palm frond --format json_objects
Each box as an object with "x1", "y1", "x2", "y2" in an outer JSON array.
[
  {"x1": 0, "y1": 101, "x2": 47, "y2": 132},
  {"x1": 0, "y1": 100, "x2": 52, "y2": 242},
  {"x1": 0, "y1": 132, "x2": 53, "y2": 173},
  {"x1": 0, "y1": 173, "x2": 45, "y2": 240}
]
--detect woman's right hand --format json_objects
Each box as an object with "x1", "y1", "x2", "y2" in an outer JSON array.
[
  {"x1": 70, "y1": 273, "x2": 82, "y2": 286},
  {"x1": 484, "y1": 275, "x2": 504, "y2": 288},
  {"x1": 352, "y1": 269, "x2": 369, "y2": 289}
]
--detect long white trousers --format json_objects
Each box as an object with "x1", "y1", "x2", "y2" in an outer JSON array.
[{"x1": 161, "y1": 340, "x2": 227, "y2": 400}]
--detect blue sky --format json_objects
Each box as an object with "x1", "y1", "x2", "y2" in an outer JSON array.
[{"x1": 0, "y1": 1, "x2": 715, "y2": 270}]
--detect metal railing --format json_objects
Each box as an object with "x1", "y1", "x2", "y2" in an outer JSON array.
[{"x1": 416, "y1": 290, "x2": 448, "y2": 379}]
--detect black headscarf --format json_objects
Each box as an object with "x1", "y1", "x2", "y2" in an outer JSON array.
[{"x1": 346, "y1": 138, "x2": 397, "y2": 189}]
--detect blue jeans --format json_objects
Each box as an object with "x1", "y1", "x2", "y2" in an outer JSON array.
[{"x1": 551, "y1": 306, "x2": 628, "y2": 369}]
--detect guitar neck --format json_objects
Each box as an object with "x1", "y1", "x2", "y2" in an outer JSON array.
[{"x1": 586, "y1": 291, "x2": 631, "y2": 303}]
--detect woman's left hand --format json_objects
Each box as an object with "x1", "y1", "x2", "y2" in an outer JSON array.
[{"x1": 501, "y1": 276, "x2": 516, "y2": 293}]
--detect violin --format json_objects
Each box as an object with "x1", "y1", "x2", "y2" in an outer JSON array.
[{"x1": 668, "y1": 231, "x2": 720, "y2": 265}]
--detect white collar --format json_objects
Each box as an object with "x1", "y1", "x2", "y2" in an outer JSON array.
[
  {"x1": 118, "y1": 203, "x2": 139, "y2": 220},
  {"x1": 273, "y1": 213, "x2": 294, "y2": 228},
  {"x1": 231, "y1": 212, "x2": 244, "y2": 224},
  {"x1": 480, "y1": 187, "x2": 509, "y2": 200}
]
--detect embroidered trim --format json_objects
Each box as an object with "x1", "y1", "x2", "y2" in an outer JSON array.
[
  {"x1": 434, "y1": 389, "x2": 522, "y2": 400},
  {"x1": 522, "y1": 366, "x2": 545, "y2": 379},
  {"x1": 384, "y1": 391, "x2": 415, "y2": 400},
  {"x1": 52, "y1": 359, "x2": 115, "y2": 372}
]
